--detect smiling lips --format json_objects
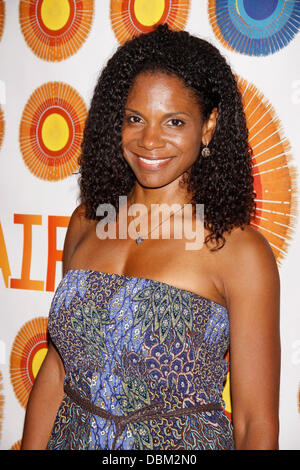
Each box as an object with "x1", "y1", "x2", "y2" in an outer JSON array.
[{"x1": 134, "y1": 153, "x2": 174, "y2": 169}]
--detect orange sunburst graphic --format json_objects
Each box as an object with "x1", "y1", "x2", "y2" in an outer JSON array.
[
  {"x1": 19, "y1": 82, "x2": 87, "y2": 181},
  {"x1": 0, "y1": 0, "x2": 4, "y2": 41},
  {"x1": 237, "y1": 76, "x2": 298, "y2": 265},
  {"x1": 11, "y1": 440, "x2": 22, "y2": 450},
  {"x1": 0, "y1": 106, "x2": 4, "y2": 150},
  {"x1": 19, "y1": 0, "x2": 94, "y2": 61},
  {"x1": 10, "y1": 317, "x2": 49, "y2": 409},
  {"x1": 110, "y1": 0, "x2": 190, "y2": 44}
]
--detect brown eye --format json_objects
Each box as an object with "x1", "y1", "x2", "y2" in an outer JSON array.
[
  {"x1": 126, "y1": 115, "x2": 142, "y2": 124},
  {"x1": 168, "y1": 118, "x2": 185, "y2": 127}
]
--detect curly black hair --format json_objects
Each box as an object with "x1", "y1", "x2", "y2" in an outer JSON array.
[{"x1": 78, "y1": 24, "x2": 256, "y2": 250}]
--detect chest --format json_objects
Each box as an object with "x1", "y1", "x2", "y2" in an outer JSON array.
[{"x1": 68, "y1": 221, "x2": 226, "y2": 307}]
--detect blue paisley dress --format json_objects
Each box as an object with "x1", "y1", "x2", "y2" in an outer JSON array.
[{"x1": 46, "y1": 269, "x2": 234, "y2": 450}]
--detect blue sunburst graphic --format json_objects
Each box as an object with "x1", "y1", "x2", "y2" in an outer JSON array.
[{"x1": 209, "y1": 0, "x2": 300, "y2": 56}]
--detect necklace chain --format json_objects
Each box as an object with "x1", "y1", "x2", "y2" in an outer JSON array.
[{"x1": 128, "y1": 196, "x2": 184, "y2": 245}]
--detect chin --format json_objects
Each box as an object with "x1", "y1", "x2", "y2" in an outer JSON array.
[
  {"x1": 135, "y1": 177, "x2": 170, "y2": 189},
  {"x1": 136, "y1": 173, "x2": 185, "y2": 191}
]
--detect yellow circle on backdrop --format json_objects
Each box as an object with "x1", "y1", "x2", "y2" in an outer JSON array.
[
  {"x1": 134, "y1": 0, "x2": 165, "y2": 26},
  {"x1": 110, "y1": 0, "x2": 190, "y2": 45},
  {"x1": 41, "y1": 113, "x2": 70, "y2": 152},
  {"x1": 10, "y1": 317, "x2": 48, "y2": 408},
  {"x1": 20, "y1": 0, "x2": 94, "y2": 61},
  {"x1": 41, "y1": 0, "x2": 70, "y2": 31},
  {"x1": 32, "y1": 347, "x2": 48, "y2": 379},
  {"x1": 222, "y1": 371, "x2": 231, "y2": 414}
]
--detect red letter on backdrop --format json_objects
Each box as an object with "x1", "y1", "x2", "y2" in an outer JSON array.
[
  {"x1": 46, "y1": 216, "x2": 70, "y2": 292},
  {"x1": 10, "y1": 214, "x2": 44, "y2": 290}
]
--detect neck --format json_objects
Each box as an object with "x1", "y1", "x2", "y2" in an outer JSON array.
[{"x1": 128, "y1": 181, "x2": 192, "y2": 210}]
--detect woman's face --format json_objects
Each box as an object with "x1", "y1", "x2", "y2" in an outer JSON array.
[{"x1": 122, "y1": 71, "x2": 216, "y2": 190}]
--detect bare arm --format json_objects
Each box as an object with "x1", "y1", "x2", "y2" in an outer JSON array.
[
  {"x1": 223, "y1": 227, "x2": 280, "y2": 449},
  {"x1": 21, "y1": 204, "x2": 88, "y2": 449},
  {"x1": 21, "y1": 340, "x2": 65, "y2": 450}
]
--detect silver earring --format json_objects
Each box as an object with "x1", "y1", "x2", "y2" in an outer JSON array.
[{"x1": 201, "y1": 143, "x2": 210, "y2": 158}]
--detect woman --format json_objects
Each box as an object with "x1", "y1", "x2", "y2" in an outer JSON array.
[{"x1": 21, "y1": 25, "x2": 280, "y2": 450}]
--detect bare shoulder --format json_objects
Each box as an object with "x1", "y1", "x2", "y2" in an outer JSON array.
[
  {"x1": 62, "y1": 203, "x2": 96, "y2": 274},
  {"x1": 66, "y1": 203, "x2": 94, "y2": 236},
  {"x1": 220, "y1": 224, "x2": 278, "y2": 269},
  {"x1": 215, "y1": 225, "x2": 280, "y2": 309}
]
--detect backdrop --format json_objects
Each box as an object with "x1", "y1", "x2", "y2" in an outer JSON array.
[{"x1": 0, "y1": 0, "x2": 299, "y2": 450}]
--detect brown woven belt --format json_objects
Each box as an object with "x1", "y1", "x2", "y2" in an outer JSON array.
[{"x1": 64, "y1": 382, "x2": 223, "y2": 450}]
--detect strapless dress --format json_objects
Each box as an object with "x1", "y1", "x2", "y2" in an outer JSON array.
[{"x1": 46, "y1": 269, "x2": 234, "y2": 450}]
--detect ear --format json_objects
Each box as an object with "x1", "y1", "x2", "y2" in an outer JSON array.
[{"x1": 201, "y1": 107, "x2": 218, "y2": 145}]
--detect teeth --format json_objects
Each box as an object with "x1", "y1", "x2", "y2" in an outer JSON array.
[{"x1": 138, "y1": 156, "x2": 171, "y2": 165}]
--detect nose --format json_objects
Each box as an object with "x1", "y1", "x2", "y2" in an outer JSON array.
[{"x1": 138, "y1": 124, "x2": 164, "y2": 150}]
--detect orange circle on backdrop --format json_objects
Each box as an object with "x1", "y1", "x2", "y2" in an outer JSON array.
[
  {"x1": 19, "y1": 82, "x2": 87, "y2": 181},
  {"x1": 237, "y1": 76, "x2": 298, "y2": 265},
  {"x1": 0, "y1": 0, "x2": 4, "y2": 41},
  {"x1": 19, "y1": 0, "x2": 94, "y2": 61},
  {"x1": 10, "y1": 317, "x2": 48, "y2": 409},
  {"x1": 110, "y1": 0, "x2": 190, "y2": 44}
]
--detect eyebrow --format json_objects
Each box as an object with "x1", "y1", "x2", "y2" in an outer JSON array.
[{"x1": 124, "y1": 107, "x2": 192, "y2": 118}]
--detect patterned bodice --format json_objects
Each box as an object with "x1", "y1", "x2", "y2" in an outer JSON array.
[{"x1": 47, "y1": 269, "x2": 232, "y2": 449}]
